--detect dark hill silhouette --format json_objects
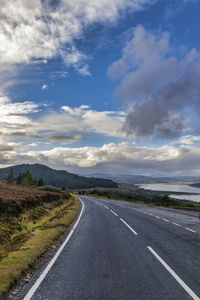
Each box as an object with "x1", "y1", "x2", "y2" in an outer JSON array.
[{"x1": 0, "y1": 164, "x2": 118, "y2": 189}]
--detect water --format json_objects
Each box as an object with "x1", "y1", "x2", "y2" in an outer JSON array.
[
  {"x1": 170, "y1": 194, "x2": 200, "y2": 202},
  {"x1": 139, "y1": 183, "x2": 200, "y2": 202}
]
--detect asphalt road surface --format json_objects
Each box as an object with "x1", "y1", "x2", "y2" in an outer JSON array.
[{"x1": 21, "y1": 196, "x2": 200, "y2": 300}]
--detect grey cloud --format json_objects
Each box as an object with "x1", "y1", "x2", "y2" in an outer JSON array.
[
  {"x1": 0, "y1": 145, "x2": 15, "y2": 151},
  {"x1": 108, "y1": 26, "x2": 200, "y2": 138},
  {"x1": 46, "y1": 133, "x2": 84, "y2": 143}
]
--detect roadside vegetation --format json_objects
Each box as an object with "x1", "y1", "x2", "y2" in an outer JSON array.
[
  {"x1": 77, "y1": 187, "x2": 200, "y2": 211},
  {"x1": 0, "y1": 181, "x2": 80, "y2": 299},
  {"x1": 6, "y1": 168, "x2": 44, "y2": 187}
]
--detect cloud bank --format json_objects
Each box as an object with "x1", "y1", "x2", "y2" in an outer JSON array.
[
  {"x1": 1, "y1": 139, "x2": 200, "y2": 176},
  {"x1": 108, "y1": 25, "x2": 200, "y2": 138},
  {"x1": 0, "y1": 98, "x2": 126, "y2": 145}
]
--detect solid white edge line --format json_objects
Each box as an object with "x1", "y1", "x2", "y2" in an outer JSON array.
[
  {"x1": 147, "y1": 246, "x2": 200, "y2": 300},
  {"x1": 120, "y1": 218, "x2": 138, "y2": 235},
  {"x1": 23, "y1": 198, "x2": 85, "y2": 300},
  {"x1": 110, "y1": 210, "x2": 118, "y2": 217}
]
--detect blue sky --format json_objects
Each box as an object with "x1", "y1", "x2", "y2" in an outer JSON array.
[{"x1": 1, "y1": 0, "x2": 200, "y2": 176}]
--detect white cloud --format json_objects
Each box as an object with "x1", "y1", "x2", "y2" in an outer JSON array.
[
  {"x1": 108, "y1": 25, "x2": 200, "y2": 138},
  {"x1": 1, "y1": 99, "x2": 200, "y2": 175},
  {"x1": 13, "y1": 140, "x2": 200, "y2": 176},
  {"x1": 172, "y1": 135, "x2": 200, "y2": 145},
  {"x1": 0, "y1": 99, "x2": 126, "y2": 145},
  {"x1": 0, "y1": 0, "x2": 155, "y2": 77},
  {"x1": 41, "y1": 84, "x2": 48, "y2": 90}
]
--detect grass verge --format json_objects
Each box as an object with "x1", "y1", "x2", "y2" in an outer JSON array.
[{"x1": 0, "y1": 194, "x2": 80, "y2": 299}]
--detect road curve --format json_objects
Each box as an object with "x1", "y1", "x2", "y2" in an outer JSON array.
[{"x1": 19, "y1": 196, "x2": 200, "y2": 300}]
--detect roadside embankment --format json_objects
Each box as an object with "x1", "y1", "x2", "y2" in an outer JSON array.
[{"x1": 0, "y1": 181, "x2": 80, "y2": 299}]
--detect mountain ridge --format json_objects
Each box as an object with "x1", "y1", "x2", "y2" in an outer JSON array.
[{"x1": 0, "y1": 164, "x2": 118, "y2": 189}]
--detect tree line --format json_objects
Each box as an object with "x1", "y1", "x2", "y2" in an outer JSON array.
[{"x1": 6, "y1": 168, "x2": 44, "y2": 187}]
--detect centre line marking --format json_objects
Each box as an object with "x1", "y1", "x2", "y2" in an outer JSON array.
[
  {"x1": 120, "y1": 218, "x2": 138, "y2": 235},
  {"x1": 163, "y1": 218, "x2": 169, "y2": 222},
  {"x1": 110, "y1": 210, "x2": 118, "y2": 217},
  {"x1": 172, "y1": 222, "x2": 181, "y2": 227},
  {"x1": 185, "y1": 227, "x2": 196, "y2": 233},
  {"x1": 147, "y1": 246, "x2": 200, "y2": 300},
  {"x1": 155, "y1": 216, "x2": 161, "y2": 219}
]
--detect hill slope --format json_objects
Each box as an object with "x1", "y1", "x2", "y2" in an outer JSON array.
[
  {"x1": 88, "y1": 173, "x2": 200, "y2": 184},
  {"x1": 0, "y1": 164, "x2": 118, "y2": 189}
]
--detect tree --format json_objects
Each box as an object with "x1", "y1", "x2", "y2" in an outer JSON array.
[
  {"x1": 162, "y1": 194, "x2": 170, "y2": 207},
  {"x1": 16, "y1": 170, "x2": 37, "y2": 186},
  {"x1": 16, "y1": 172, "x2": 22, "y2": 184},
  {"x1": 37, "y1": 177, "x2": 44, "y2": 186},
  {"x1": 6, "y1": 168, "x2": 14, "y2": 184},
  {"x1": 33, "y1": 177, "x2": 38, "y2": 186},
  {"x1": 22, "y1": 170, "x2": 33, "y2": 186}
]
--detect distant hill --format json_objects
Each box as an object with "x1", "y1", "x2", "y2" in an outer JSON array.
[
  {"x1": 88, "y1": 173, "x2": 200, "y2": 185},
  {"x1": 190, "y1": 182, "x2": 200, "y2": 188},
  {"x1": 0, "y1": 164, "x2": 118, "y2": 189}
]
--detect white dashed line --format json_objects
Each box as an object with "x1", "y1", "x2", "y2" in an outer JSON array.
[
  {"x1": 103, "y1": 205, "x2": 109, "y2": 209},
  {"x1": 120, "y1": 218, "x2": 138, "y2": 235},
  {"x1": 172, "y1": 222, "x2": 181, "y2": 227},
  {"x1": 96, "y1": 201, "x2": 197, "y2": 235},
  {"x1": 147, "y1": 246, "x2": 200, "y2": 300},
  {"x1": 163, "y1": 218, "x2": 170, "y2": 222},
  {"x1": 110, "y1": 210, "x2": 118, "y2": 217}
]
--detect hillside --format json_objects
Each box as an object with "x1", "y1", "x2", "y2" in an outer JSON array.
[
  {"x1": 88, "y1": 173, "x2": 200, "y2": 185},
  {"x1": 0, "y1": 164, "x2": 118, "y2": 189}
]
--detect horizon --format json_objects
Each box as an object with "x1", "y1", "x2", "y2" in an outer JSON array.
[
  {"x1": 2, "y1": 163, "x2": 200, "y2": 179},
  {"x1": 1, "y1": 1, "x2": 200, "y2": 176}
]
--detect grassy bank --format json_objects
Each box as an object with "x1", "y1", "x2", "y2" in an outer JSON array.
[{"x1": 0, "y1": 181, "x2": 80, "y2": 299}]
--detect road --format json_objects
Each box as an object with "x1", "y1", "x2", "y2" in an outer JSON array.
[{"x1": 20, "y1": 196, "x2": 200, "y2": 300}]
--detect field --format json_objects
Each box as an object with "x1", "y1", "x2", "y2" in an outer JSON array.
[{"x1": 0, "y1": 181, "x2": 80, "y2": 299}]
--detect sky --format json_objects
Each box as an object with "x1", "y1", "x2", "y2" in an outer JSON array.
[{"x1": 1, "y1": 0, "x2": 200, "y2": 176}]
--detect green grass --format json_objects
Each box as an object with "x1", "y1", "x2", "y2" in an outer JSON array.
[{"x1": 0, "y1": 195, "x2": 80, "y2": 299}]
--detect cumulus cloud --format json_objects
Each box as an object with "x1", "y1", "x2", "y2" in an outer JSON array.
[
  {"x1": 0, "y1": 98, "x2": 126, "y2": 146},
  {"x1": 0, "y1": 98, "x2": 129, "y2": 167},
  {"x1": 10, "y1": 140, "x2": 200, "y2": 176},
  {"x1": 108, "y1": 25, "x2": 200, "y2": 138},
  {"x1": 0, "y1": 0, "x2": 155, "y2": 77},
  {"x1": 60, "y1": 105, "x2": 126, "y2": 137},
  {"x1": 1, "y1": 98, "x2": 200, "y2": 176}
]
